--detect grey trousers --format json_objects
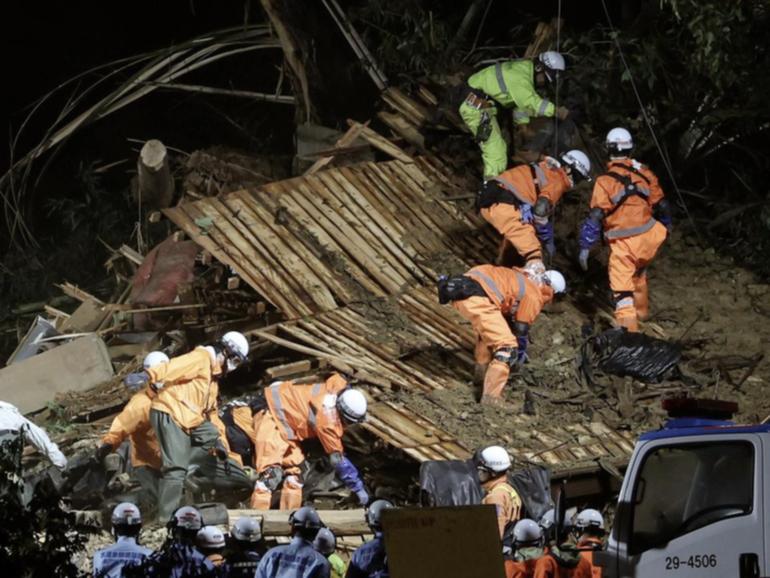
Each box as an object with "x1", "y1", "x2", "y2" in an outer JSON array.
[{"x1": 133, "y1": 465, "x2": 161, "y2": 505}]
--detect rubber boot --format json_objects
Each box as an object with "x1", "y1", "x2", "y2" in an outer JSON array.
[
  {"x1": 480, "y1": 360, "x2": 510, "y2": 405},
  {"x1": 633, "y1": 276, "x2": 650, "y2": 321},
  {"x1": 615, "y1": 307, "x2": 639, "y2": 332},
  {"x1": 279, "y1": 476, "x2": 303, "y2": 510},
  {"x1": 250, "y1": 487, "x2": 272, "y2": 510}
]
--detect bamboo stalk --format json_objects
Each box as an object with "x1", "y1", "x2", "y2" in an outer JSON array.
[{"x1": 147, "y1": 82, "x2": 296, "y2": 104}]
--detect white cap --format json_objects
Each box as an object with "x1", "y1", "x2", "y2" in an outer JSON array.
[
  {"x1": 231, "y1": 517, "x2": 262, "y2": 542},
  {"x1": 143, "y1": 350, "x2": 169, "y2": 370},
  {"x1": 539, "y1": 51, "x2": 565, "y2": 71},
  {"x1": 575, "y1": 508, "x2": 605, "y2": 531},
  {"x1": 606, "y1": 127, "x2": 634, "y2": 152},
  {"x1": 196, "y1": 526, "x2": 226, "y2": 549},
  {"x1": 478, "y1": 445, "x2": 512, "y2": 473},
  {"x1": 544, "y1": 270, "x2": 566, "y2": 294},
  {"x1": 513, "y1": 519, "x2": 543, "y2": 544},
  {"x1": 111, "y1": 502, "x2": 142, "y2": 526},
  {"x1": 173, "y1": 506, "x2": 203, "y2": 531},
  {"x1": 337, "y1": 389, "x2": 368, "y2": 423},
  {"x1": 561, "y1": 150, "x2": 592, "y2": 181}
]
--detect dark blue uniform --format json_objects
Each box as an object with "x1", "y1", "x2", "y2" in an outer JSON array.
[{"x1": 345, "y1": 534, "x2": 388, "y2": 578}]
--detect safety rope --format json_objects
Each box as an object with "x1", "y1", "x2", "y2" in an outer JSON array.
[{"x1": 598, "y1": 0, "x2": 700, "y2": 239}]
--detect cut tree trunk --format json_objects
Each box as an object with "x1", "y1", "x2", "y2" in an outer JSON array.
[{"x1": 136, "y1": 139, "x2": 174, "y2": 209}]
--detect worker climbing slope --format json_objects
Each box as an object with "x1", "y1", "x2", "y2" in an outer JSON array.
[
  {"x1": 477, "y1": 149, "x2": 591, "y2": 268},
  {"x1": 459, "y1": 51, "x2": 570, "y2": 180},
  {"x1": 578, "y1": 128, "x2": 671, "y2": 331},
  {"x1": 97, "y1": 351, "x2": 167, "y2": 505},
  {"x1": 123, "y1": 331, "x2": 252, "y2": 521},
  {"x1": 439, "y1": 265, "x2": 566, "y2": 405},
  {"x1": 476, "y1": 445, "x2": 522, "y2": 541},
  {"x1": 250, "y1": 372, "x2": 369, "y2": 510}
]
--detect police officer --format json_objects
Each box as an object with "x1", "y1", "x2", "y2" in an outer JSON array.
[
  {"x1": 93, "y1": 502, "x2": 152, "y2": 578},
  {"x1": 256, "y1": 506, "x2": 330, "y2": 578},
  {"x1": 226, "y1": 517, "x2": 265, "y2": 578},
  {"x1": 346, "y1": 499, "x2": 394, "y2": 578}
]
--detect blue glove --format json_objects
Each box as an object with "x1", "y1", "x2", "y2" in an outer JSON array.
[
  {"x1": 579, "y1": 216, "x2": 602, "y2": 250},
  {"x1": 535, "y1": 220, "x2": 555, "y2": 256},
  {"x1": 124, "y1": 371, "x2": 150, "y2": 392},
  {"x1": 516, "y1": 335, "x2": 529, "y2": 365},
  {"x1": 578, "y1": 248, "x2": 590, "y2": 271},
  {"x1": 519, "y1": 203, "x2": 533, "y2": 224},
  {"x1": 334, "y1": 455, "x2": 365, "y2": 493},
  {"x1": 356, "y1": 488, "x2": 370, "y2": 506},
  {"x1": 657, "y1": 212, "x2": 672, "y2": 230}
]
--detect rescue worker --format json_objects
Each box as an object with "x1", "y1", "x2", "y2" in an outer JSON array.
[
  {"x1": 255, "y1": 506, "x2": 330, "y2": 578},
  {"x1": 477, "y1": 150, "x2": 592, "y2": 268},
  {"x1": 220, "y1": 396, "x2": 266, "y2": 468},
  {"x1": 124, "y1": 331, "x2": 252, "y2": 521},
  {"x1": 0, "y1": 400, "x2": 67, "y2": 470},
  {"x1": 226, "y1": 516, "x2": 265, "y2": 578},
  {"x1": 459, "y1": 51, "x2": 569, "y2": 180},
  {"x1": 127, "y1": 505, "x2": 216, "y2": 578},
  {"x1": 197, "y1": 526, "x2": 227, "y2": 570},
  {"x1": 573, "y1": 509, "x2": 605, "y2": 578},
  {"x1": 92, "y1": 502, "x2": 152, "y2": 578},
  {"x1": 506, "y1": 519, "x2": 545, "y2": 578},
  {"x1": 346, "y1": 499, "x2": 394, "y2": 578},
  {"x1": 314, "y1": 527, "x2": 347, "y2": 578},
  {"x1": 476, "y1": 445, "x2": 522, "y2": 540},
  {"x1": 96, "y1": 351, "x2": 167, "y2": 504},
  {"x1": 249, "y1": 373, "x2": 369, "y2": 510},
  {"x1": 577, "y1": 128, "x2": 671, "y2": 331},
  {"x1": 439, "y1": 265, "x2": 566, "y2": 405},
  {"x1": 533, "y1": 543, "x2": 593, "y2": 578}
]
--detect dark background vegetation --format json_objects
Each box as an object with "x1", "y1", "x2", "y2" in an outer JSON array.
[{"x1": 1, "y1": 0, "x2": 769, "y2": 309}]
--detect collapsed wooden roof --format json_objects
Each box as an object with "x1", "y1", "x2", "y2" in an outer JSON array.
[{"x1": 163, "y1": 123, "x2": 636, "y2": 476}]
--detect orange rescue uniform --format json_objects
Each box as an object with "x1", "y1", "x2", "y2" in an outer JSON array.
[
  {"x1": 506, "y1": 548, "x2": 544, "y2": 578},
  {"x1": 102, "y1": 389, "x2": 161, "y2": 470},
  {"x1": 534, "y1": 547, "x2": 593, "y2": 578},
  {"x1": 482, "y1": 159, "x2": 572, "y2": 264},
  {"x1": 482, "y1": 476, "x2": 522, "y2": 539},
  {"x1": 577, "y1": 537, "x2": 604, "y2": 578},
  {"x1": 452, "y1": 265, "x2": 553, "y2": 400},
  {"x1": 589, "y1": 159, "x2": 668, "y2": 331},
  {"x1": 252, "y1": 373, "x2": 349, "y2": 509}
]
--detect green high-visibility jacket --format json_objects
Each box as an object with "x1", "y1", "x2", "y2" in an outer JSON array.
[{"x1": 467, "y1": 59, "x2": 555, "y2": 125}]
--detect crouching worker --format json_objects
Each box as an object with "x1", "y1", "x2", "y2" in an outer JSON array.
[
  {"x1": 123, "y1": 332, "x2": 252, "y2": 522},
  {"x1": 439, "y1": 265, "x2": 566, "y2": 405},
  {"x1": 250, "y1": 373, "x2": 369, "y2": 510}
]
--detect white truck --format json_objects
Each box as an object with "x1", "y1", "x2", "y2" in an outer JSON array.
[{"x1": 597, "y1": 398, "x2": 764, "y2": 578}]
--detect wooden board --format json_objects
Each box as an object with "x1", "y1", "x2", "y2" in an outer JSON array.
[{"x1": 228, "y1": 509, "x2": 369, "y2": 536}]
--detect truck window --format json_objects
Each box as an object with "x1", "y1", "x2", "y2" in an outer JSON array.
[{"x1": 630, "y1": 442, "x2": 753, "y2": 555}]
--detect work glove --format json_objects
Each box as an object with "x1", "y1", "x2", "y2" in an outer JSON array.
[
  {"x1": 95, "y1": 443, "x2": 113, "y2": 462},
  {"x1": 578, "y1": 214, "x2": 603, "y2": 250},
  {"x1": 124, "y1": 371, "x2": 150, "y2": 392},
  {"x1": 578, "y1": 248, "x2": 590, "y2": 272},
  {"x1": 335, "y1": 455, "x2": 366, "y2": 496},
  {"x1": 519, "y1": 203, "x2": 534, "y2": 224},
  {"x1": 515, "y1": 335, "x2": 529, "y2": 365},
  {"x1": 356, "y1": 488, "x2": 370, "y2": 506},
  {"x1": 535, "y1": 220, "x2": 555, "y2": 257}
]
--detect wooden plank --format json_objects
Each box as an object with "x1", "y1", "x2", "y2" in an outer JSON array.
[
  {"x1": 228, "y1": 509, "x2": 368, "y2": 536},
  {"x1": 305, "y1": 123, "x2": 366, "y2": 175},
  {"x1": 0, "y1": 335, "x2": 114, "y2": 414},
  {"x1": 377, "y1": 111, "x2": 426, "y2": 149},
  {"x1": 352, "y1": 121, "x2": 414, "y2": 164},
  {"x1": 264, "y1": 359, "x2": 314, "y2": 380},
  {"x1": 56, "y1": 282, "x2": 104, "y2": 305},
  {"x1": 220, "y1": 194, "x2": 337, "y2": 311}
]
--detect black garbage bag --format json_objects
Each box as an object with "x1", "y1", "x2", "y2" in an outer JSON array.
[
  {"x1": 583, "y1": 327, "x2": 681, "y2": 383},
  {"x1": 419, "y1": 459, "x2": 483, "y2": 506},
  {"x1": 508, "y1": 464, "x2": 552, "y2": 521}
]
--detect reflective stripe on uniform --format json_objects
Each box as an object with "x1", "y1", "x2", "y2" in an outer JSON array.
[
  {"x1": 514, "y1": 272, "x2": 526, "y2": 301},
  {"x1": 513, "y1": 111, "x2": 529, "y2": 121},
  {"x1": 610, "y1": 186, "x2": 649, "y2": 205},
  {"x1": 495, "y1": 62, "x2": 508, "y2": 94},
  {"x1": 605, "y1": 218, "x2": 656, "y2": 240},
  {"x1": 270, "y1": 383, "x2": 295, "y2": 440},
  {"x1": 615, "y1": 297, "x2": 634, "y2": 309},
  {"x1": 532, "y1": 164, "x2": 548, "y2": 188},
  {"x1": 537, "y1": 99, "x2": 551, "y2": 116},
  {"x1": 466, "y1": 270, "x2": 505, "y2": 303},
  {"x1": 307, "y1": 383, "x2": 324, "y2": 431},
  {"x1": 492, "y1": 178, "x2": 530, "y2": 205}
]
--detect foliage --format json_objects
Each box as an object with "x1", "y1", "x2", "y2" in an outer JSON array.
[{"x1": 0, "y1": 435, "x2": 96, "y2": 577}]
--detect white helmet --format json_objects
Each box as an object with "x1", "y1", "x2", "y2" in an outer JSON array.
[
  {"x1": 143, "y1": 351, "x2": 169, "y2": 370},
  {"x1": 172, "y1": 506, "x2": 203, "y2": 531},
  {"x1": 560, "y1": 150, "x2": 592, "y2": 182},
  {"x1": 606, "y1": 127, "x2": 634, "y2": 155},
  {"x1": 539, "y1": 51, "x2": 565, "y2": 72},
  {"x1": 513, "y1": 519, "x2": 543, "y2": 544},
  {"x1": 337, "y1": 389, "x2": 368, "y2": 423},
  {"x1": 367, "y1": 499, "x2": 395, "y2": 531},
  {"x1": 313, "y1": 527, "x2": 337, "y2": 555},
  {"x1": 221, "y1": 331, "x2": 250, "y2": 360},
  {"x1": 111, "y1": 502, "x2": 142, "y2": 527},
  {"x1": 196, "y1": 525, "x2": 226, "y2": 550},
  {"x1": 478, "y1": 445, "x2": 512, "y2": 474},
  {"x1": 575, "y1": 508, "x2": 605, "y2": 531},
  {"x1": 231, "y1": 517, "x2": 262, "y2": 542},
  {"x1": 543, "y1": 270, "x2": 566, "y2": 294}
]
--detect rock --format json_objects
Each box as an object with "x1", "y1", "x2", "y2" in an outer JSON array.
[
  {"x1": 748, "y1": 284, "x2": 769, "y2": 297},
  {"x1": 551, "y1": 332, "x2": 564, "y2": 346}
]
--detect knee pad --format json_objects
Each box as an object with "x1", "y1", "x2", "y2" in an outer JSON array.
[
  {"x1": 257, "y1": 465, "x2": 284, "y2": 492},
  {"x1": 613, "y1": 291, "x2": 634, "y2": 310},
  {"x1": 493, "y1": 347, "x2": 516, "y2": 368}
]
